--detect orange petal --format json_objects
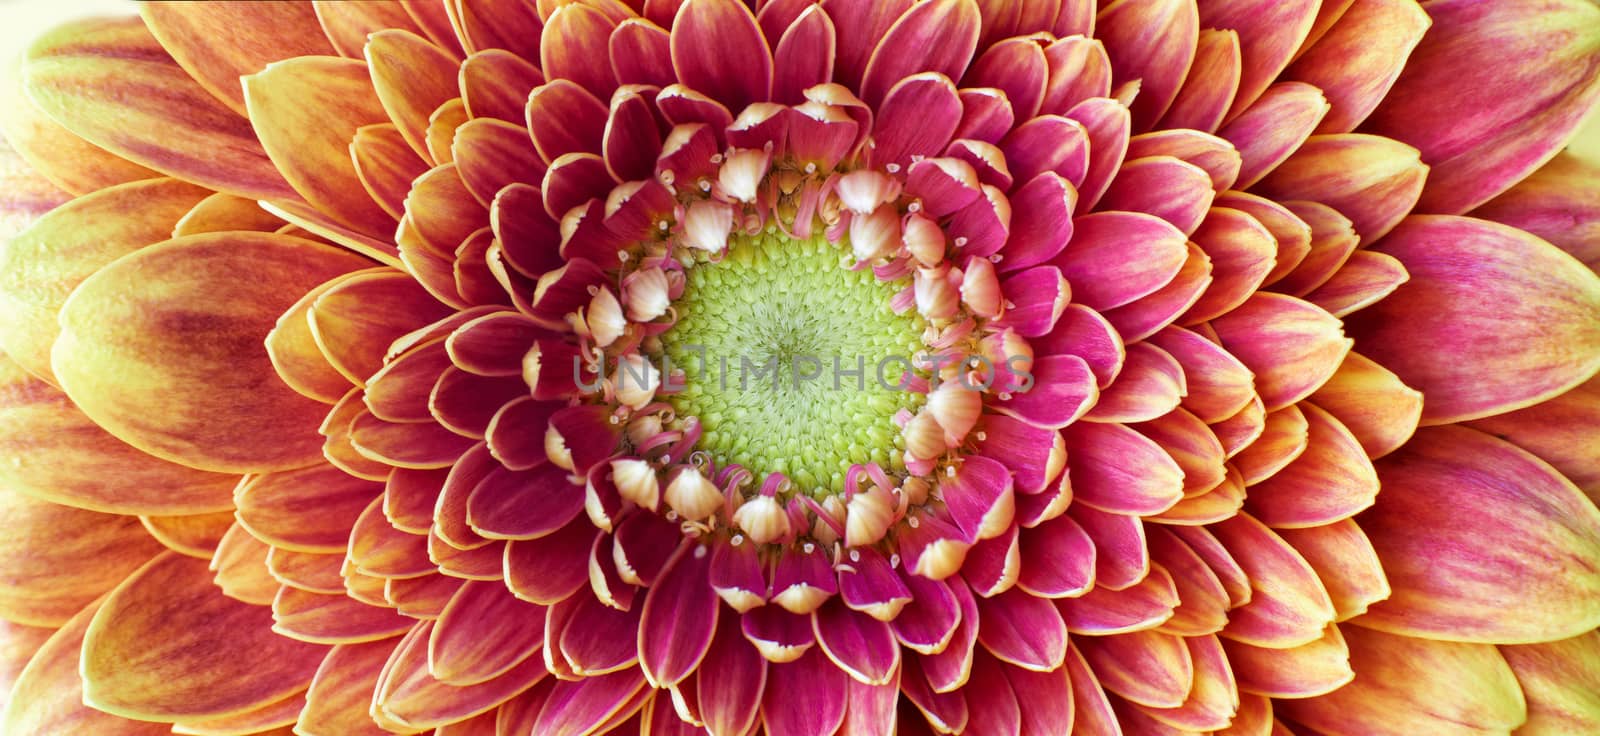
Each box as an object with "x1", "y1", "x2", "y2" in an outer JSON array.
[
  {"x1": 297, "y1": 637, "x2": 404, "y2": 736},
  {"x1": 0, "y1": 492, "x2": 162, "y2": 627},
  {"x1": 243, "y1": 55, "x2": 397, "y2": 239},
  {"x1": 81, "y1": 553, "x2": 326, "y2": 721},
  {"x1": 0, "y1": 354, "x2": 237, "y2": 514},
  {"x1": 0, "y1": 51, "x2": 157, "y2": 196},
  {"x1": 139, "y1": 1, "x2": 336, "y2": 115},
  {"x1": 1243, "y1": 403, "x2": 1377, "y2": 528},
  {"x1": 1500, "y1": 631, "x2": 1600, "y2": 735},
  {"x1": 313, "y1": 0, "x2": 424, "y2": 59},
  {"x1": 0, "y1": 177, "x2": 210, "y2": 383},
  {"x1": 310, "y1": 268, "x2": 456, "y2": 386},
  {"x1": 171, "y1": 689, "x2": 305, "y2": 736},
  {"x1": 3, "y1": 598, "x2": 172, "y2": 735},
  {"x1": 1211, "y1": 512, "x2": 1335, "y2": 648},
  {"x1": 1347, "y1": 215, "x2": 1600, "y2": 425},
  {"x1": 1223, "y1": 624, "x2": 1353, "y2": 698},
  {"x1": 173, "y1": 192, "x2": 288, "y2": 237},
  {"x1": 1276, "y1": 519, "x2": 1389, "y2": 622},
  {"x1": 140, "y1": 510, "x2": 235, "y2": 559},
  {"x1": 52, "y1": 231, "x2": 371, "y2": 473},
  {"x1": 236, "y1": 462, "x2": 384, "y2": 554},
  {"x1": 1305, "y1": 351, "x2": 1420, "y2": 460},
  {"x1": 1283, "y1": 0, "x2": 1430, "y2": 134},
  {"x1": 1279, "y1": 626, "x2": 1526, "y2": 735},
  {"x1": 211, "y1": 522, "x2": 281, "y2": 606},
  {"x1": 366, "y1": 29, "x2": 462, "y2": 161},
  {"x1": 1361, "y1": 426, "x2": 1600, "y2": 644},
  {"x1": 267, "y1": 277, "x2": 354, "y2": 404},
  {"x1": 22, "y1": 17, "x2": 295, "y2": 200},
  {"x1": 1254, "y1": 133, "x2": 1426, "y2": 246}
]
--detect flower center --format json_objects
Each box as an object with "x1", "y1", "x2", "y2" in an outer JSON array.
[{"x1": 658, "y1": 230, "x2": 927, "y2": 496}]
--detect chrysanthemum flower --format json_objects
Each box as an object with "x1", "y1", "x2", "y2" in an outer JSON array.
[{"x1": 2, "y1": 0, "x2": 1599, "y2": 733}]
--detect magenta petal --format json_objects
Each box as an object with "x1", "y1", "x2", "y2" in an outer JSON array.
[
  {"x1": 671, "y1": 0, "x2": 773, "y2": 111},
  {"x1": 771, "y1": 544, "x2": 837, "y2": 615},
  {"x1": 611, "y1": 513, "x2": 681, "y2": 587},
  {"x1": 504, "y1": 518, "x2": 597, "y2": 605},
  {"x1": 871, "y1": 73, "x2": 963, "y2": 171},
  {"x1": 697, "y1": 615, "x2": 766, "y2": 736},
  {"x1": 857, "y1": 0, "x2": 981, "y2": 107},
  {"x1": 1216, "y1": 81, "x2": 1328, "y2": 189},
  {"x1": 741, "y1": 605, "x2": 816, "y2": 663},
  {"x1": 962, "y1": 525, "x2": 1020, "y2": 598},
  {"x1": 610, "y1": 19, "x2": 675, "y2": 88},
  {"x1": 533, "y1": 668, "x2": 648, "y2": 734},
  {"x1": 771, "y1": 6, "x2": 835, "y2": 105},
  {"x1": 819, "y1": 0, "x2": 913, "y2": 91},
  {"x1": 1344, "y1": 216, "x2": 1600, "y2": 425},
  {"x1": 962, "y1": 653, "x2": 1023, "y2": 734},
  {"x1": 1081, "y1": 341, "x2": 1186, "y2": 424},
  {"x1": 1052, "y1": 211, "x2": 1187, "y2": 311},
  {"x1": 905, "y1": 157, "x2": 982, "y2": 218},
  {"x1": 638, "y1": 542, "x2": 718, "y2": 688},
  {"x1": 813, "y1": 599, "x2": 900, "y2": 685},
  {"x1": 1033, "y1": 304, "x2": 1126, "y2": 389},
  {"x1": 837, "y1": 547, "x2": 913, "y2": 621},
  {"x1": 941, "y1": 455, "x2": 1017, "y2": 542},
  {"x1": 974, "y1": 587, "x2": 1068, "y2": 672},
  {"x1": 1062, "y1": 421, "x2": 1184, "y2": 516},
  {"x1": 1041, "y1": 35, "x2": 1112, "y2": 116},
  {"x1": 993, "y1": 355, "x2": 1098, "y2": 430},
  {"x1": 466, "y1": 462, "x2": 585, "y2": 540},
  {"x1": 901, "y1": 655, "x2": 971, "y2": 732},
  {"x1": 952, "y1": 88, "x2": 1015, "y2": 144},
  {"x1": 992, "y1": 266, "x2": 1070, "y2": 338},
  {"x1": 972, "y1": 414, "x2": 1063, "y2": 494},
  {"x1": 1095, "y1": 0, "x2": 1199, "y2": 129},
  {"x1": 1016, "y1": 514, "x2": 1095, "y2": 599},
  {"x1": 1057, "y1": 564, "x2": 1179, "y2": 635},
  {"x1": 1365, "y1": 0, "x2": 1600, "y2": 214},
  {"x1": 526, "y1": 79, "x2": 607, "y2": 164},
  {"x1": 428, "y1": 580, "x2": 545, "y2": 686},
  {"x1": 920, "y1": 578, "x2": 979, "y2": 692},
  {"x1": 1069, "y1": 504, "x2": 1149, "y2": 590},
  {"x1": 998, "y1": 172, "x2": 1077, "y2": 273},
  {"x1": 999, "y1": 115, "x2": 1090, "y2": 189},
  {"x1": 708, "y1": 539, "x2": 768, "y2": 612},
  {"x1": 602, "y1": 89, "x2": 665, "y2": 182},
  {"x1": 1097, "y1": 155, "x2": 1215, "y2": 236},
  {"x1": 891, "y1": 574, "x2": 962, "y2": 655},
  {"x1": 761, "y1": 647, "x2": 848, "y2": 736},
  {"x1": 965, "y1": 37, "x2": 1049, "y2": 120}
]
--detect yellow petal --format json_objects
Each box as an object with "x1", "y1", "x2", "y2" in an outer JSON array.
[
  {"x1": 3, "y1": 598, "x2": 172, "y2": 735},
  {"x1": 1500, "y1": 631, "x2": 1600, "y2": 735},
  {"x1": 139, "y1": 1, "x2": 335, "y2": 115},
  {"x1": 0, "y1": 353, "x2": 238, "y2": 514},
  {"x1": 22, "y1": 17, "x2": 295, "y2": 200},
  {"x1": 242, "y1": 55, "x2": 397, "y2": 239},
  {"x1": 81, "y1": 553, "x2": 326, "y2": 721},
  {"x1": 0, "y1": 48, "x2": 157, "y2": 196},
  {"x1": 0, "y1": 177, "x2": 210, "y2": 383},
  {"x1": 0, "y1": 491, "x2": 163, "y2": 627},
  {"x1": 1279, "y1": 626, "x2": 1526, "y2": 735},
  {"x1": 51, "y1": 232, "x2": 371, "y2": 473}
]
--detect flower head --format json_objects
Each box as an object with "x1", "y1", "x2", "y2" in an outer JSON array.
[{"x1": 2, "y1": 0, "x2": 1600, "y2": 734}]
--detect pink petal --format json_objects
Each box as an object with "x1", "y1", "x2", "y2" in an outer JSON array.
[{"x1": 1344, "y1": 216, "x2": 1600, "y2": 424}]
